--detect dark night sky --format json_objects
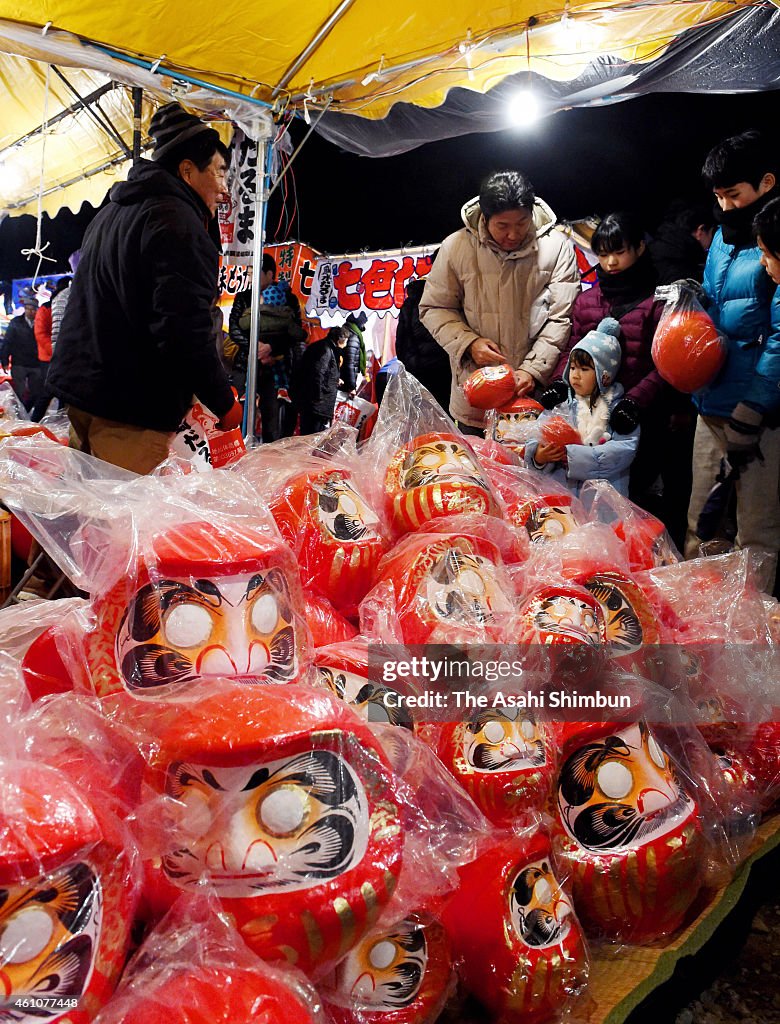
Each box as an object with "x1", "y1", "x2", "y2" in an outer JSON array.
[{"x1": 1, "y1": 88, "x2": 778, "y2": 280}]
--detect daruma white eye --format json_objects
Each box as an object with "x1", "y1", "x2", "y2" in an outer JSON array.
[
  {"x1": 647, "y1": 733, "x2": 667, "y2": 769},
  {"x1": 259, "y1": 787, "x2": 308, "y2": 836},
  {"x1": 251, "y1": 593, "x2": 279, "y2": 634},
  {"x1": 483, "y1": 721, "x2": 505, "y2": 744},
  {"x1": 339, "y1": 494, "x2": 358, "y2": 516},
  {"x1": 369, "y1": 940, "x2": 397, "y2": 970},
  {"x1": 164, "y1": 603, "x2": 213, "y2": 648},
  {"x1": 543, "y1": 519, "x2": 565, "y2": 537},
  {"x1": 419, "y1": 453, "x2": 440, "y2": 469},
  {"x1": 0, "y1": 908, "x2": 55, "y2": 964},
  {"x1": 521, "y1": 720, "x2": 535, "y2": 740},
  {"x1": 597, "y1": 760, "x2": 633, "y2": 800},
  {"x1": 534, "y1": 877, "x2": 553, "y2": 904},
  {"x1": 458, "y1": 569, "x2": 486, "y2": 597}
]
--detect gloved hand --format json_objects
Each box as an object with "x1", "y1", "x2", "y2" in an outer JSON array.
[
  {"x1": 609, "y1": 397, "x2": 641, "y2": 434},
  {"x1": 216, "y1": 397, "x2": 244, "y2": 432},
  {"x1": 539, "y1": 379, "x2": 569, "y2": 410},
  {"x1": 724, "y1": 401, "x2": 763, "y2": 469}
]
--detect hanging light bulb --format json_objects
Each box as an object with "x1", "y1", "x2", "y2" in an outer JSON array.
[{"x1": 507, "y1": 89, "x2": 541, "y2": 128}]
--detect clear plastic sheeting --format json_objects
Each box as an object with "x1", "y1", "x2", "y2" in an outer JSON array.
[{"x1": 314, "y1": 6, "x2": 780, "y2": 157}]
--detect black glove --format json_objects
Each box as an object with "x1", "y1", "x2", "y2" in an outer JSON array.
[
  {"x1": 539, "y1": 378, "x2": 569, "y2": 410},
  {"x1": 609, "y1": 397, "x2": 641, "y2": 435},
  {"x1": 724, "y1": 402, "x2": 763, "y2": 470}
]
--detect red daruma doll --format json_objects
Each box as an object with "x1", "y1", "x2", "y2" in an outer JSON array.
[
  {"x1": 552, "y1": 721, "x2": 704, "y2": 943},
  {"x1": 321, "y1": 912, "x2": 452, "y2": 1024},
  {"x1": 433, "y1": 709, "x2": 557, "y2": 825},
  {"x1": 384, "y1": 433, "x2": 500, "y2": 535},
  {"x1": 442, "y1": 831, "x2": 587, "y2": 1024},
  {"x1": 652, "y1": 283, "x2": 726, "y2": 393},
  {"x1": 0, "y1": 762, "x2": 137, "y2": 1024},
  {"x1": 269, "y1": 467, "x2": 388, "y2": 620},
  {"x1": 83, "y1": 520, "x2": 307, "y2": 698},
  {"x1": 462, "y1": 364, "x2": 516, "y2": 410},
  {"x1": 141, "y1": 684, "x2": 404, "y2": 975}
]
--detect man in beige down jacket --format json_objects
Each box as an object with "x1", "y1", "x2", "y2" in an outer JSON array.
[{"x1": 419, "y1": 170, "x2": 581, "y2": 432}]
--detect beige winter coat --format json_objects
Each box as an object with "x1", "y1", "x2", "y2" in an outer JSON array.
[{"x1": 419, "y1": 195, "x2": 581, "y2": 427}]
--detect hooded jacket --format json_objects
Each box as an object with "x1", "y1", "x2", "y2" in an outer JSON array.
[
  {"x1": 47, "y1": 159, "x2": 234, "y2": 432},
  {"x1": 525, "y1": 319, "x2": 639, "y2": 496},
  {"x1": 419, "y1": 195, "x2": 580, "y2": 427},
  {"x1": 696, "y1": 226, "x2": 780, "y2": 419}
]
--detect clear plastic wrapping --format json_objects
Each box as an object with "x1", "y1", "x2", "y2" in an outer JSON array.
[{"x1": 652, "y1": 282, "x2": 727, "y2": 393}]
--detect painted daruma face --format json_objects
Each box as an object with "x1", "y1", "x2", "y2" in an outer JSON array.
[
  {"x1": 164, "y1": 751, "x2": 370, "y2": 898},
  {"x1": 509, "y1": 858, "x2": 574, "y2": 949},
  {"x1": 269, "y1": 469, "x2": 387, "y2": 619},
  {"x1": 0, "y1": 863, "x2": 101, "y2": 1022},
  {"x1": 437, "y1": 709, "x2": 556, "y2": 824},
  {"x1": 317, "y1": 666, "x2": 413, "y2": 730},
  {"x1": 507, "y1": 496, "x2": 580, "y2": 544},
  {"x1": 521, "y1": 589, "x2": 606, "y2": 646},
  {"x1": 116, "y1": 571, "x2": 297, "y2": 692},
  {"x1": 145, "y1": 687, "x2": 404, "y2": 973},
  {"x1": 557, "y1": 722, "x2": 694, "y2": 852},
  {"x1": 423, "y1": 547, "x2": 513, "y2": 629},
  {"x1": 384, "y1": 433, "x2": 499, "y2": 534},
  {"x1": 324, "y1": 914, "x2": 452, "y2": 1024},
  {"x1": 465, "y1": 708, "x2": 547, "y2": 773}
]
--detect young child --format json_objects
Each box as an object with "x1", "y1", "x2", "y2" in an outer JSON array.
[
  {"x1": 684, "y1": 131, "x2": 780, "y2": 593},
  {"x1": 525, "y1": 317, "x2": 639, "y2": 496},
  {"x1": 754, "y1": 195, "x2": 780, "y2": 287}
]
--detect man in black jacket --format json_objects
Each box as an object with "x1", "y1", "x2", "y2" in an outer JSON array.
[
  {"x1": 47, "y1": 102, "x2": 242, "y2": 474},
  {"x1": 1, "y1": 292, "x2": 44, "y2": 411}
]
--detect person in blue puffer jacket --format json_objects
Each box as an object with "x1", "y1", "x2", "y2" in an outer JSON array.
[
  {"x1": 684, "y1": 131, "x2": 780, "y2": 593},
  {"x1": 525, "y1": 317, "x2": 639, "y2": 496}
]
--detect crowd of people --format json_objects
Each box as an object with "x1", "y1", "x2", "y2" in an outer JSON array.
[{"x1": 1, "y1": 101, "x2": 778, "y2": 592}]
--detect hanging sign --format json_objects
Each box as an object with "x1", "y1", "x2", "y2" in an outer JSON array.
[
  {"x1": 219, "y1": 127, "x2": 258, "y2": 266},
  {"x1": 305, "y1": 247, "x2": 436, "y2": 320}
]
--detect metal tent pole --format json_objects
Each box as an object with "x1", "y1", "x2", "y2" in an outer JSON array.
[
  {"x1": 132, "y1": 87, "x2": 143, "y2": 162},
  {"x1": 243, "y1": 120, "x2": 275, "y2": 444}
]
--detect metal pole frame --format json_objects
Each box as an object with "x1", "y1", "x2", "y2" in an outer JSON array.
[
  {"x1": 132, "y1": 87, "x2": 143, "y2": 162},
  {"x1": 243, "y1": 120, "x2": 276, "y2": 444}
]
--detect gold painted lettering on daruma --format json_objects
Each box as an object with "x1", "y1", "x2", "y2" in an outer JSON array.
[{"x1": 384, "y1": 432, "x2": 500, "y2": 535}]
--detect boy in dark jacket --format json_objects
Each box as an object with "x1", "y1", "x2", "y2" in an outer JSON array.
[
  {"x1": 684, "y1": 131, "x2": 780, "y2": 592},
  {"x1": 292, "y1": 328, "x2": 341, "y2": 434},
  {"x1": 47, "y1": 102, "x2": 241, "y2": 475}
]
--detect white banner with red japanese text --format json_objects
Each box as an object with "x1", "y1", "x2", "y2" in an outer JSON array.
[
  {"x1": 218, "y1": 127, "x2": 258, "y2": 266},
  {"x1": 305, "y1": 247, "x2": 437, "y2": 320}
]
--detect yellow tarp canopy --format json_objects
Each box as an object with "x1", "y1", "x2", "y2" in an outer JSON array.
[
  {"x1": 0, "y1": 0, "x2": 754, "y2": 214},
  {"x1": 0, "y1": 55, "x2": 154, "y2": 214},
  {"x1": 0, "y1": 0, "x2": 751, "y2": 119}
]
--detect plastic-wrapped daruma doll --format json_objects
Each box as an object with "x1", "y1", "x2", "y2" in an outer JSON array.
[
  {"x1": 505, "y1": 493, "x2": 581, "y2": 545},
  {"x1": 489, "y1": 397, "x2": 544, "y2": 458},
  {"x1": 433, "y1": 709, "x2": 556, "y2": 825},
  {"x1": 315, "y1": 640, "x2": 413, "y2": 729},
  {"x1": 141, "y1": 684, "x2": 404, "y2": 975},
  {"x1": 368, "y1": 532, "x2": 515, "y2": 644},
  {"x1": 83, "y1": 520, "x2": 307, "y2": 698},
  {"x1": 0, "y1": 761, "x2": 137, "y2": 1024},
  {"x1": 269, "y1": 468, "x2": 388, "y2": 620},
  {"x1": 321, "y1": 912, "x2": 452, "y2": 1024},
  {"x1": 442, "y1": 831, "x2": 587, "y2": 1024},
  {"x1": 384, "y1": 433, "x2": 500, "y2": 535},
  {"x1": 517, "y1": 584, "x2": 607, "y2": 647},
  {"x1": 552, "y1": 721, "x2": 704, "y2": 943}
]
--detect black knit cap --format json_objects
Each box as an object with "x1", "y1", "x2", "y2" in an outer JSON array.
[{"x1": 149, "y1": 102, "x2": 214, "y2": 162}]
